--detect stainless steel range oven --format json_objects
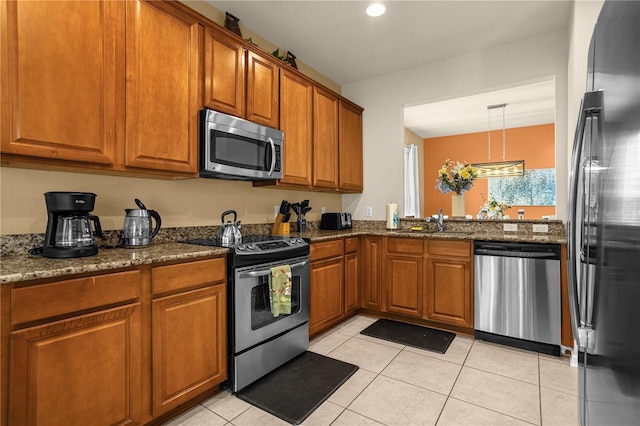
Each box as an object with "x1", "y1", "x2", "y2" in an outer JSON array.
[{"x1": 181, "y1": 235, "x2": 310, "y2": 392}]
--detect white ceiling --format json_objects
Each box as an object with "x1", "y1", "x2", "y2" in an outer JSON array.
[
  {"x1": 404, "y1": 79, "x2": 557, "y2": 138},
  {"x1": 205, "y1": 0, "x2": 572, "y2": 136}
]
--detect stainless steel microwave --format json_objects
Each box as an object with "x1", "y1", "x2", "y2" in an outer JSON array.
[{"x1": 199, "y1": 109, "x2": 283, "y2": 180}]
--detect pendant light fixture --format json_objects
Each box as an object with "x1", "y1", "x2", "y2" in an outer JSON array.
[{"x1": 473, "y1": 103, "x2": 525, "y2": 178}]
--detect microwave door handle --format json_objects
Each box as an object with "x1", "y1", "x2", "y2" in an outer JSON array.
[
  {"x1": 267, "y1": 137, "x2": 276, "y2": 176},
  {"x1": 238, "y1": 259, "x2": 310, "y2": 278}
]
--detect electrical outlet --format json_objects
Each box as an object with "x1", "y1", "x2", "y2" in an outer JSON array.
[
  {"x1": 274, "y1": 205, "x2": 279, "y2": 217},
  {"x1": 533, "y1": 224, "x2": 549, "y2": 233},
  {"x1": 321, "y1": 207, "x2": 326, "y2": 214},
  {"x1": 365, "y1": 207, "x2": 373, "y2": 217},
  {"x1": 503, "y1": 223, "x2": 518, "y2": 232}
]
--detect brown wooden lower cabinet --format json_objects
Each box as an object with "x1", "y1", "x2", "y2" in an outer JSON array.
[
  {"x1": 344, "y1": 237, "x2": 360, "y2": 316},
  {"x1": 9, "y1": 303, "x2": 142, "y2": 426},
  {"x1": 424, "y1": 239, "x2": 473, "y2": 329},
  {"x1": 2, "y1": 256, "x2": 228, "y2": 426},
  {"x1": 385, "y1": 238, "x2": 424, "y2": 318},
  {"x1": 360, "y1": 236, "x2": 383, "y2": 311},
  {"x1": 424, "y1": 255, "x2": 472, "y2": 328},
  {"x1": 309, "y1": 240, "x2": 345, "y2": 335},
  {"x1": 6, "y1": 271, "x2": 144, "y2": 426},
  {"x1": 152, "y1": 285, "x2": 226, "y2": 416},
  {"x1": 151, "y1": 258, "x2": 227, "y2": 417}
]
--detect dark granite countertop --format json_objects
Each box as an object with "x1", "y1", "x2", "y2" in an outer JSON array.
[
  {"x1": 1, "y1": 221, "x2": 566, "y2": 284},
  {"x1": 0, "y1": 243, "x2": 228, "y2": 284}
]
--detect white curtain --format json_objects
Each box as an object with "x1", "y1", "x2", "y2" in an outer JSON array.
[{"x1": 404, "y1": 144, "x2": 420, "y2": 217}]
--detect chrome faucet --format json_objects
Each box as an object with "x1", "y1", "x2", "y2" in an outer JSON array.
[{"x1": 425, "y1": 208, "x2": 444, "y2": 232}]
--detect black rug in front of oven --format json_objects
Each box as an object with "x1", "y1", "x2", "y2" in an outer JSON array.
[
  {"x1": 360, "y1": 318, "x2": 455, "y2": 354},
  {"x1": 236, "y1": 351, "x2": 358, "y2": 425}
]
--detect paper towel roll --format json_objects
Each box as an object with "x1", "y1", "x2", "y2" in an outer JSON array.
[{"x1": 386, "y1": 203, "x2": 398, "y2": 229}]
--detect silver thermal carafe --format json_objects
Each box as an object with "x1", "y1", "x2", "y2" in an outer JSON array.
[
  {"x1": 43, "y1": 192, "x2": 102, "y2": 258},
  {"x1": 122, "y1": 199, "x2": 162, "y2": 248}
]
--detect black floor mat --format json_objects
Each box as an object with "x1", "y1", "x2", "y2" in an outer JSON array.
[
  {"x1": 360, "y1": 318, "x2": 455, "y2": 354},
  {"x1": 236, "y1": 351, "x2": 358, "y2": 425}
]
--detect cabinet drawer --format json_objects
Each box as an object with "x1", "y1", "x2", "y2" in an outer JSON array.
[
  {"x1": 427, "y1": 239, "x2": 471, "y2": 258},
  {"x1": 152, "y1": 257, "x2": 226, "y2": 295},
  {"x1": 12, "y1": 270, "x2": 141, "y2": 325},
  {"x1": 344, "y1": 237, "x2": 359, "y2": 253},
  {"x1": 387, "y1": 237, "x2": 423, "y2": 254},
  {"x1": 311, "y1": 239, "x2": 344, "y2": 261}
]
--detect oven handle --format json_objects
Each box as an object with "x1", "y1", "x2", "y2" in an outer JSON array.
[{"x1": 238, "y1": 259, "x2": 310, "y2": 278}]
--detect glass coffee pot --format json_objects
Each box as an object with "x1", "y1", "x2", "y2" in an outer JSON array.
[{"x1": 55, "y1": 215, "x2": 101, "y2": 247}]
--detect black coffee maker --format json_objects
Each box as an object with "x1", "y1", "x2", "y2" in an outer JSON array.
[{"x1": 43, "y1": 192, "x2": 103, "y2": 258}]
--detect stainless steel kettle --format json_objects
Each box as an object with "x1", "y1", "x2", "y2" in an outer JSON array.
[
  {"x1": 122, "y1": 199, "x2": 161, "y2": 247},
  {"x1": 217, "y1": 209, "x2": 242, "y2": 247}
]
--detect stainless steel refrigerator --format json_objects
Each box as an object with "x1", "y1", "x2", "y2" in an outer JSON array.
[{"x1": 568, "y1": 1, "x2": 640, "y2": 425}]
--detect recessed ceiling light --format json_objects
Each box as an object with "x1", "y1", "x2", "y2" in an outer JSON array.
[{"x1": 366, "y1": 3, "x2": 386, "y2": 17}]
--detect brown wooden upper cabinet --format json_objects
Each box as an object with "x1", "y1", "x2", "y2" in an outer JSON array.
[
  {"x1": 125, "y1": 0, "x2": 201, "y2": 174},
  {"x1": 203, "y1": 27, "x2": 279, "y2": 129},
  {"x1": 255, "y1": 69, "x2": 364, "y2": 193},
  {"x1": 1, "y1": 0, "x2": 201, "y2": 176},
  {"x1": 339, "y1": 99, "x2": 364, "y2": 192},
  {"x1": 1, "y1": 0, "x2": 121, "y2": 166},
  {"x1": 313, "y1": 86, "x2": 340, "y2": 189},
  {"x1": 277, "y1": 69, "x2": 314, "y2": 186}
]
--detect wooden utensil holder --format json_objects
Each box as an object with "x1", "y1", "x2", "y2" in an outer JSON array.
[{"x1": 272, "y1": 213, "x2": 290, "y2": 235}]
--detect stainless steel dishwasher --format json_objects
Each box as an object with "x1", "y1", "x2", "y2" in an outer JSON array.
[{"x1": 474, "y1": 240, "x2": 561, "y2": 356}]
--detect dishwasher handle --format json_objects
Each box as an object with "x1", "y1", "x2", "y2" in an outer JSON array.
[
  {"x1": 474, "y1": 241, "x2": 561, "y2": 260},
  {"x1": 474, "y1": 248, "x2": 560, "y2": 259}
]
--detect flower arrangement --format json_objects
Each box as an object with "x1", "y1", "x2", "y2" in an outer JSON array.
[
  {"x1": 477, "y1": 193, "x2": 512, "y2": 219},
  {"x1": 435, "y1": 160, "x2": 478, "y2": 195}
]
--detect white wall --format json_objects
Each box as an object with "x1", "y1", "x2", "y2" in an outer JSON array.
[
  {"x1": 567, "y1": 0, "x2": 605, "y2": 169},
  {"x1": 341, "y1": 30, "x2": 570, "y2": 220}
]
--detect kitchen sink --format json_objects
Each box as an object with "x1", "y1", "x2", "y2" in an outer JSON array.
[{"x1": 391, "y1": 229, "x2": 474, "y2": 238}]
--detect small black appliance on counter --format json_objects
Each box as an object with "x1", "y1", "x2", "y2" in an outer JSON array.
[
  {"x1": 42, "y1": 191, "x2": 102, "y2": 258},
  {"x1": 320, "y1": 212, "x2": 352, "y2": 230}
]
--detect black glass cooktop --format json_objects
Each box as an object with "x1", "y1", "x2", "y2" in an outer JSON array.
[{"x1": 179, "y1": 235, "x2": 308, "y2": 254}]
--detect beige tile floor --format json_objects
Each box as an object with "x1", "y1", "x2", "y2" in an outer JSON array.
[{"x1": 164, "y1": 315, "x2": 578, "y2": 426}]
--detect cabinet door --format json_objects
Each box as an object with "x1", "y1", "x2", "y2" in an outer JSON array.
[
  {"x1": 152, "y1": 284, "x2": 226, "y2": 416},
  {"x1": 344, "y1": 242, "x2": 360, "y2": 316},
  {"x1": 9, "y1": 304, "x2": 141, "y2": 426},
  {"x1": 313, "y1": 86, "x2": 339, "y2": 189},
  {"x1": 339, "y1": 100, "x2": 364, "y2": 192},
  {"x1": 385, "y1": 253, "x2": 423, "y2": 318},
  {"x1": 203, "y1": 28, "x2": 245, "y2": 118},
  {"x1": 279, "y1": 69, "x2": 313, "y2": 186},
  {"x1": 1, "y1": 0, "x2": 121, "y2": 165},
  {"x1": 424, "y1": 256, "x2": 472, "y2": 328},
  {"x1": 309, "y1": 257, "x2": 344, "y2": 335},
  {"x1": 246, "y1": 50, "x2": 279, "y2": 128},
  {"x1": 361, "y1": 236, "x2": 383, "y2": 311},
  {"x1": 125, "y1": 0, "x2": 200, "y2": 174}
]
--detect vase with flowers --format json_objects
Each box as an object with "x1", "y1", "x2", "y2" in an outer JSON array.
[
  {"x1": 477, "y1": 193, "x2": 512, "y2": 219},
  {"x1": 435, "y1": 160, "x2": 478, "y2": 217}
]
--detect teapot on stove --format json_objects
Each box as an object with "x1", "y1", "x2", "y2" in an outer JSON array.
[{"x1": 218, "y1": 210, "x2": 242, "y2": 246}]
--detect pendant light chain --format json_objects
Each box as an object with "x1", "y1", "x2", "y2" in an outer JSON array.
[
  {"x1": 502, "y1": 105, "x2": 506, "y2": 161},
  {"x1": 487, "y1": 108, "x2": 492, "y2": 161}
]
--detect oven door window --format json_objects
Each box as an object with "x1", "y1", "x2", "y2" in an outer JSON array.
[
  {"x1": 250, "y1": 274, "x2": 301, "y2": 330},
  {"x1": 211, "y1": 130, "x2": 272, "y2": 172}
]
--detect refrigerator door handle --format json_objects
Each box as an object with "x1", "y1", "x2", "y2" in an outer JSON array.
[{"x1": 568, "y1": 91, "x2": 603, "y2": 351}]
